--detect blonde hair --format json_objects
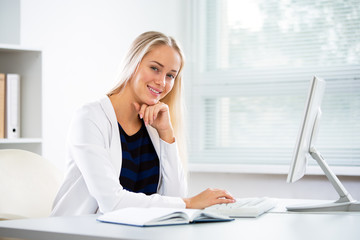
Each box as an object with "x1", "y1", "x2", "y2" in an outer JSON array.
[{"x1": 108, "y1": 31, "x2": 187, "y2": 168}]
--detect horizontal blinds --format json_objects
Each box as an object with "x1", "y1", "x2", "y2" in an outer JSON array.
[{"x1": 188, "y1": 0, "x2": 360, "y2": 167}]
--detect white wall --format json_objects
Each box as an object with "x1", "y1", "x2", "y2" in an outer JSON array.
[
  {"x1": 0, "y1": 0, "x2": 20, "y2": 44},
  {"x1": 20, "y1": 0, "x2": 185, "y2": 171},
  {"x1": 20, "y1": 0, "x2": 360, "y2": 200}
]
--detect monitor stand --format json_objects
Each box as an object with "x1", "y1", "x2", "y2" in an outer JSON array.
[{"x1": 287, "y1": 146, "x2": 360, "y2": 212}]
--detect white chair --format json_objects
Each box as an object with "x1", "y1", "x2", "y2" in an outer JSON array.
[{"x1": 0, "y1": 149, "x2": 63, "y2": 220}]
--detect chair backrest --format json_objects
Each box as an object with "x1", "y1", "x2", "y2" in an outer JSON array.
[{"x1": 0, "y1": 149, "x2": 63, "y2": 220}]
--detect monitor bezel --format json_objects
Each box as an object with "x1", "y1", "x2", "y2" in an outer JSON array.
[{"x1": 287, "y1": 76, "x2": 326, "y2": 183}]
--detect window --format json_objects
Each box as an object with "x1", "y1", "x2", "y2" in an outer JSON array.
[{"x1": 187, "y1": 0, "x2": 360, "y2": 171}]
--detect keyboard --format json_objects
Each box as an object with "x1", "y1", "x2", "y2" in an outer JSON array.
[{"x1": 204, "y1": 197, "x2": 277, "y2": 218}]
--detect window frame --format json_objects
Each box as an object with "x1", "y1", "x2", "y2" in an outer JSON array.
[{"x1": 185, "y1": 0, "x2": 360, "y2": 176}]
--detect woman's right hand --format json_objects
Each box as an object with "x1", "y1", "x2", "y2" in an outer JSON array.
[
  {"x1": 133, "y1": 101, "x2": 175, "y2": 143},
  {"x1": 183, "y1": 188, "x2": 236, "y2": 209}
]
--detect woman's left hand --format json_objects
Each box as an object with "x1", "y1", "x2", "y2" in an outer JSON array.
[
  {"x1": 183, "y1": 188, "x2": 236, "y2": 209},
  {"x1": 133, "y1": 102, "x2": 175, "y2": 143}
]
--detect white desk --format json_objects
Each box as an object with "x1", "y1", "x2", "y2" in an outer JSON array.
[{"x1": 0, "y1": 200, "x2": 360, "y2": 240}]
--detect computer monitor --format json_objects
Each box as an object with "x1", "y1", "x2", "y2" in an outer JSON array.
[{"x1": 286, "y1": 76, "x2": 360, "y2": 212}]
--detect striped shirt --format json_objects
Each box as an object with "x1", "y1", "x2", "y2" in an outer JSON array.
[{"x1": 118, "y1": 121, "x2": 160, "y2": 195}]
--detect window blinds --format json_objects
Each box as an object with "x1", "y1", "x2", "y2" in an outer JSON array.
[{"x1": 187, "y1": 0, "x2": 360, "y2": 168}]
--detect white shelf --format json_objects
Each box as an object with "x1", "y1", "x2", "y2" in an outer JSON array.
[
  {"x1": 0, "y1": 44, "x2": 41, "y2": 52},
  {"x1": 0, "y1": 46, "x2": 42, "y2": 155},
  {"x1": 0, "y1": 138, "x2": 42, "y2": 144}
]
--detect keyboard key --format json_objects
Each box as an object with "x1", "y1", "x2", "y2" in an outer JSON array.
[{"x1": 204, "y1": 197, "x2": 277, "y2": 218}]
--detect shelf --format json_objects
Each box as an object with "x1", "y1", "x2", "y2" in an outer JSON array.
[
  {"x1": 0, "y1": 45, "x2": 42, "y2": 155},
  {"x1": 0, "y1": 138, "x2": 42, "y2": 144},
  {"x1": 0, "y1": 44, "x2": 41, "y2": 53}
]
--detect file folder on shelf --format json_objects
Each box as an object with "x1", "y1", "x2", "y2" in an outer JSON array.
[
  {"x1": 0, "y1": 73, "x2": 5, "y2": 138},
  {"x1": 6, "y1": 74, "x2": 21, "y2": 139}
]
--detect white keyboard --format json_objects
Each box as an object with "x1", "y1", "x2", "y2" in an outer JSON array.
[{"x1": 204, "y1": 197, "x2": 277, "y2": 218}]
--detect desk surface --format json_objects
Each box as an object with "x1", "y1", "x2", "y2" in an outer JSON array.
[{"x1": 1, "y1": 211, "x2": 360, "y2": 240}]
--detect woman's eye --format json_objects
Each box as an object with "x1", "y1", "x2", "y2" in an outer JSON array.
[
  {"x1": 151, "y1": 66, "x2": 159, "y2": 71},
  {"x1": 167, "y1": 74, "x2": 175, "y2": 80}
]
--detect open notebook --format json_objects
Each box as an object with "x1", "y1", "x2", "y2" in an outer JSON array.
[{"x1": 97, "y1": 207, "x2": 234, "y2": 227}]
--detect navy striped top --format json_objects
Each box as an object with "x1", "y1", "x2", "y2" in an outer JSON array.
[{"x1": 118, "y1": 121, "x2": 160, "y2": 195}]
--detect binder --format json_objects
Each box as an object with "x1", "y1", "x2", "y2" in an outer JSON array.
[
  {"x1": 6, "y1": 74, "x2": 21, "y2": 139},
  {"x1": 0, "y1": 73, "x2": 5, "y2": 138}
]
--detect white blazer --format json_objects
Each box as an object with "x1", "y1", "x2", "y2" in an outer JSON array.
[{"x1": 51, "y1": 96, "x2": 187, "y2": 216}]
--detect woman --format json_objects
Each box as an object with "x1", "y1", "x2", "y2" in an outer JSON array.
[{"x1": 51, "y1": 31, "x2": 235, "y2": 216}]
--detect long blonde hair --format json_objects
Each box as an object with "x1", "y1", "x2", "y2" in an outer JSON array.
[{"x1": 108, "y1": 31, "x2": 187, "y2": 168}]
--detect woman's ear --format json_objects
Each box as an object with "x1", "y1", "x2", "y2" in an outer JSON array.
[
  {"x1": 133, "y1": 62, "x2": 141, "y2": 74},
  {"x1": 133, "y1": 63, "x2": 140, "y2": 75},
  {"x1": 128, "y1": 63, "x2": 141, "y2": 82}
]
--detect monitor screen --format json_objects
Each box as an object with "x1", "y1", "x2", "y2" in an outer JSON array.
[
  {"x1": 287, "y1": 76, "x2": 326, "y2": 183},
  {"x1": 286, "y1": 77, "x2": 360, "y2": 212}
]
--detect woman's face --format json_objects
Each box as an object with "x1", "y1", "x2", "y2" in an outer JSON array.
[{"x1": 129, "y1": 45, "x2": 181, "y2": 106}]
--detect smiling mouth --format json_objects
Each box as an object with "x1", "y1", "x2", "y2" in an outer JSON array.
[{"x1": 148, "y1": 86, "x2": 162, "y2": 94}]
